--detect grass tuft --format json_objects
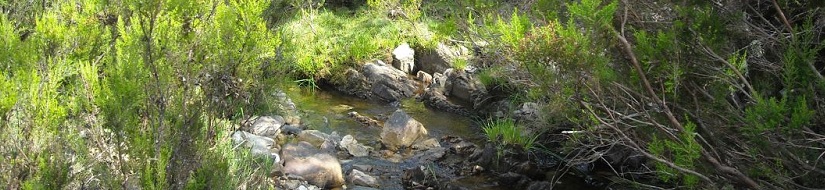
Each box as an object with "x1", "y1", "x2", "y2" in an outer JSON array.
[{"x1": 482, "y1": 118, "x2": 539, "y2": 151}]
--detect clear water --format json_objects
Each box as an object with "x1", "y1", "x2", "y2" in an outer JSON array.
[
  {"x1": 282, "y1": 85, "x2": 484, "y2": 146},
  {"x1": 277, "y1": 85, "x2": 588, "y2": 190}
]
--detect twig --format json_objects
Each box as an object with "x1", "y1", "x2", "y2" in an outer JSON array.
[
  {"x1": 771, "y1": 0, "x2": 794, "y2": 38},
  {"x1": 614, "y1": 3, "x2": 761, "y2": 187}
]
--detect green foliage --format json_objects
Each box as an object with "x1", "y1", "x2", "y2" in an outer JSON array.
[
  {"x1": 782, "y1": 17, "x2": 825, "y2": 90},
  {"x1": 567, "y1": 0, "x2": 617, "y2": 29},
  {"x1": 633, "y1": 30, "x2": 684, "y2": 96},
  {"x1": 494, "y1": 10, "x2": 531, "y2": 48},
  {"x1": 2, "y1": 0, "x2": 283, "y2": 188},
  {"x1": 745, "y1": 94, "x2": 813, "y2": 142},
  {"x1": 280, "y1": 9, "x2": 422, "y2": 79},
  {"x1": 483, "y1": 118, "x2": 539, "y2": 151},
  {"x1": 648, "y1": 122, "x2": 702, "y2": 187}
]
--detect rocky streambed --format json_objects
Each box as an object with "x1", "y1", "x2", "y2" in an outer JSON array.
[{"x1": 229, "y1": 42, "x2": 614, "y2": 189}]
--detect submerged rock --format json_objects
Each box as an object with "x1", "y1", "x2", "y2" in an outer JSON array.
[
  {"x1": 348, "y1": 111, "x2": 382, "y2": 128},
  {"x1": 380, "y1": 109, "x2": 429, "y2": 151},
  {"x1": 298, "y1": 130, "x2": 332, "y2": 147},
  {"x1": 281, "y1": 142, "x2": 345, "y2": 188}
]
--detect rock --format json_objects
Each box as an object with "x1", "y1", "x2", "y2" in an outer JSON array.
[
  {"x1": 380, "y1": 109, "x2": 429, "y2": 151},
  {"x1": 416, "y1": 71, "x2": 433, "y2": 86},
  {"x1": 348, "y1": 111, "x2": 381, "y2": 128},
  {"x1": 348, "y1": 169, "x2": 379, "y2": 187},
  {"x1": 251, "y1": 116, "x2": 284, "y2": 137},
  {"x1": 498, "y1": 172, "x2": 532, "y2": 190},
  {"x1": 334, "y1": 68, "x2": 372, "y2": 100},
  {"x1": 415, "y1": 42, "x2": 471, "y2": 74},
  {"x1": 284, "y1": 115, "x2": 301, "y2": 125},
  {"x1": 448, "y1": 138, "x2": 477, "y2": 155},
  {"x1": 334, "y1": 60, "x2": 417, "y2": 102},
  {"x1": 232, "y1": 131, "x2": 279, "y2": 160},
  {"x1": 352, "y1": 164, "x2": 374, "y2": 172},
  {"x1": 363, "y1": 61, "x2": 417, "y2": 102},
  {"x1": 420, "y1": 88, "x2": 470, "y2": 116},
  {"x1": 527, "y1": 181, "x2": 553, "y2": 190},
  {"x1": 392, "y1": 43, "x2": 416, "y2": 74},
  {"x1": 513, "y1": 102, "x2": 540, "y2": 122},
  {"x1": 298, "y1": 130, "x2": 332, "y2": 147},
  {"x1": 320, "y1": 140, "x2": 338, "y2": 154},
  {"x1": 340, "y1": 135, "x2": 372, "y2": 157},
  {"x1": 446, "y1": 70, "x2": 485, "y2": 104},
  {"x1": 281, "y1": 124, "x2": 303, "y2": 135},
  {"x1": 411, "y1": 138, "x2": 441, "y2": 150},
  {"x1": 349, "y1": 186, "x2": 381, "y2": 190},
  {"x1": 330, "y1": 104, "x2": 354, "y2": 113},
  {"x1": 409, "y1": 147, "x2": 446, "y2": 162},
  {"x1": 281, "y1": 142, "x2": 345, "y2": 188}
]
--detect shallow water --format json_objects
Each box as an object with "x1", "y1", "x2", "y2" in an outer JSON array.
[
  {"x1": 279, "y1": 85, "x2": 590, "y2": 190},
  {"x1": 283, "y1": 85, "x2": 484, "y2": 145},
  {"x1": 281, "y1": 86, "x2": 509, "y2": 189}
]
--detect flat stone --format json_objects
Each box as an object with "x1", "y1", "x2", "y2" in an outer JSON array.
[
  {"x1": 251, "y1": 116, "x2": 284, "y2": 137},
  {"x1": 411, "y1": 138, "x2": 441, "y2": 150},
  {"x1": 348, "y1": 169, "x2": 379, "y2": 187},
  {"x1": 340, "y1": 135, "x2": 372, "y2": 157},
  {"x1": 299, "y1": 130, "x2": 332, "y2": 147}
]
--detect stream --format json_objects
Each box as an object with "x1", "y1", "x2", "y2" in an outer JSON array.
[{"x1": 273, "y1": 85, "x2": 592, "y2": 190}]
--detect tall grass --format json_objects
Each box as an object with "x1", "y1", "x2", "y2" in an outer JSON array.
[{"x1": 482, "y1": 118, "x2": 539, "y2": 151}]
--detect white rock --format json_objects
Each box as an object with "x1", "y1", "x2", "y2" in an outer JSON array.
[{"x1": 392, "y1": 43, "x2": 415, "y2": 74}]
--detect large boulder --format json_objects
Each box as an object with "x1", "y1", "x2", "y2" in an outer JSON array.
[
  {"x1": 415, "y1": 42, "x2": 472, "y2": 74},
  {"x1": 335, "y1": 61, "x2": 416, "y2": 102},
  {"x1": 445, "y1": 69, "x2": 485, "y2": 104},
  {"x1": 281, "y1": 142, "x2": 345, "y2": 188},
  {"x1": 250, "y1": 116, "x2": 284, "y2": 137},
  {"x1": 363, "y1": 61, "x2": 417, "y2": 101},
  {"x1": 380, "y1": 109, "x2": 429, "y2": 151},
  {"x1": 392, "y1": 43, "x2": 416, "y2": 74}
]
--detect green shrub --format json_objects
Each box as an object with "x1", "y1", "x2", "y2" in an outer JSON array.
[
  {"x1": 647, "y1": 121, "x2": 702, "y2": 187},
  {"x1": 483, "y1": 118, "x2": 539, "y2": 151}
]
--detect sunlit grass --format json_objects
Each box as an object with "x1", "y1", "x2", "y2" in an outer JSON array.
[
  {"x1": 482, "y1": 118, "x2": 538, "y2": 151},
  {"x1": 279, "y1": 8, "x2": 442, "y2": 80}
]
